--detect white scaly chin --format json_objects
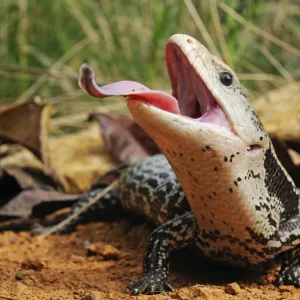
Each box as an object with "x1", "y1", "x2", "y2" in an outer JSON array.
[{"x1": 126, "y1": 99, "x2": 268, "y2": 238}]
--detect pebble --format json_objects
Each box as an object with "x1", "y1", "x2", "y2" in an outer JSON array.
[
  {"x1": 21, "y1": 260, "x2": 44, "y2": 271},
  {"x1": 224, "y1": 282, "x2": 241, "y2": 295},
  {"x1": 278, "y1": 285, "x2": 294, "y2": 293},
  {"x1": 100, "y1": 244, "x2": 121, "y2": 260},
  {"x1": 86, "y1": 242, "x2": 120, "y2": 260},
  {"x1": 70, "y1": 254, "x2": 85, "y2": 263},
  {"x1": 15, "y1": 272, "x2": 25, "y2": 280}
]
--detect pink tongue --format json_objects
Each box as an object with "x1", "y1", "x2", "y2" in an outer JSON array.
[{"x1": 79, "y1": 64, "x2": 180, "y2": 114}]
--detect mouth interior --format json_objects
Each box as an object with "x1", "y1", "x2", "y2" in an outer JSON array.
[
  {"x1": 78, "y1": 43, "x2": 232, "y2": 131},
  {"x1": 165, "y1": 44, "x2": 231, "y2": 129}
]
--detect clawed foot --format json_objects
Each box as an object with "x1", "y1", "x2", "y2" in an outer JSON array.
[
  {"x1": 276, "y1": 259, "x2": 300, "y2": 287},
  {"x1": 127, "y1": 274, "x2": 173, "y2": 295}
]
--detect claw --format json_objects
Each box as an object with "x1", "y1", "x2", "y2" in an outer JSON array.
[
  {"x1": 276, "y1": 263, "x2": 300, "y2": 287},
  {"x1": 127, "y1": 274, "x2": 173, "y2": 295}
]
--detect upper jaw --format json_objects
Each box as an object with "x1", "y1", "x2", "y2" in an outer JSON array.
[{"x1": 165, "y1": 35, "x2": 233, "y2": 132}]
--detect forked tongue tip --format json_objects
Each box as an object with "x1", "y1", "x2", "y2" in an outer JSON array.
[{"x1": 78, "y1": 64, "x2": 179, "y2": 114}]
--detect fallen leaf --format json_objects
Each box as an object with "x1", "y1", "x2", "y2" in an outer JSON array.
[
  {"x1": 0, "y1": 166, "x2": 58, "y2": 211},
  {"x1": 116, "y1": 115, "x2": 160, "y2": 155},
  {"x1": 0, "y1": 189, "x2": 80, "y2": 217},
  {"x1": 270, "y1": 135, "x2": 300, "y2": 187},
  {"x1": 254, "y1": 82, "x2": 300, "y2": 143},
  {"x1": 48, "y1": 124, "x2": 115, "y2": 192},
  {"x1": 0, "y1": 100, "x2": 67, "y2": 189},
  {"x1": 1, "y1": 167, "x2": 57, "y2": 190},
  {"x1": 0, "y1": 100, "x2": 49, "y2": 159},
  {"x1": 90, "y1": 113, "x2": 159, "y2": 164}
]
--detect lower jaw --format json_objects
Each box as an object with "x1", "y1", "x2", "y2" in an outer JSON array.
[
  {"x1": 183, "y1": 103, "x2": 233, "y2": 132},
  {"x1": 127, "y1": 99, "x2": 239, "y2": 147},
  {"x1": 127, "y1": 97, "x2": 234, "y2": 137}
]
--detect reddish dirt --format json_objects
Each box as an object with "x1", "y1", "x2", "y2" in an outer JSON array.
[{"x1": 0, "y1": 218, "x2": 299, "y2": 300}]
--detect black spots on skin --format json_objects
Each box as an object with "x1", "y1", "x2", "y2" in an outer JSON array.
[
  {"x1": 147, "y1": 178, "x2": 159, "y2": 189},
  {"x1": 240, "y1": 89, "x2": 247, "y2": 98},
  {"x1": 224, "y1": 154, "x2": 235, "y2": 163},
  {"x1": 202, "y1": 145, "x2": 212, "y2": 152},
  {"x1": 214, "y1": 230, "x2": 220, "y2": 236},
  {"x1": 245, "y1": 170, "x2": 260, "y2": 180},
  {"x1": 259, "y1": 136, "x2": 263, "y2": 141},
  {"x1": 234, "y1": 177, "x2": 242, "y2": 187},
  {"x1": 249, "y1": 170, "x2": 260, "y2": 179},
  {"x1": 267, "y1": 213, "x2": 277, "y2": 227},
  {"x1": 214, "y1": 166, "x2": 219, "y2": 172},
  {"x1": 250, "y1": 109, "x2": 265, "y2": 132},
  {"x1": 264, "y1": 147, "x2": 299, "y2": 221},
  {"x1": 246, "y1": 227, "x2": 269, "y2": 246},
  {"x1": 228, "y1": 188, "x2": 233, "y2": 193},
  {"x1": 208, "y1": 195, "x2": 212, "y2": 199},
  {"x1": 197, "y1": 238, "x2": 210, "y2": 249},
  {"x1": 213, "y1": 191, "x2": 217, "y2": 196},
  {"x1": 159, "y1": 172, "x2": 169, "y2": 179},
  {"x1": 255, "y1": 205, "x2": 261, "y2": 211},
  {"x1": 190, "y1": 157, "x2": 194, "y2": 162},
  {"x1": 188, "y1": 171, "x2": 193, "y2": 177},
  {"x1": 179, "y1": 152, "x2": 183, "y2": 158}
]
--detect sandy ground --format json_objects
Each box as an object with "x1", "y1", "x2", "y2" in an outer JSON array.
[{"x1": 0, "y1": 217, "x2": 299, "y2": 300}]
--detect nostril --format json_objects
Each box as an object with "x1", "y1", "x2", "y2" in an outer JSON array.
[{"x1": 187, "y1": 38, "x2": 193, "y2": 44}]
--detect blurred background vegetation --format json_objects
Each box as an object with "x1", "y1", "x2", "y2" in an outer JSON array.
[{"x1": 0, "y1": 0, "x2": 299, "y2": 132}]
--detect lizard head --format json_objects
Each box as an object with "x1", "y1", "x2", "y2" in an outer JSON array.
[
  {"x1": 79, "y1": 34, "x2": 298, "y2": 241},
  {"x1": 79, "y1": 34, "x2": 269, "y2": 156}
]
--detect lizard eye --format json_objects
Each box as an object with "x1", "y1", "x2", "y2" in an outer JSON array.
[{"x1": 219, "y1": 72, "x2": 233, "y2": 86}]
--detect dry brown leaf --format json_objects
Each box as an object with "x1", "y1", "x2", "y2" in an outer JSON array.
[
  {"x1": 0, "y1": 100, "x2": 49, "y2": 159},
  {"x1": 0, "y1": 189, "x2": 80, "y2": 217},
  {"x1": 90, "y1": 113, "x2": 159, "y2": 165},
  {"x1": 0, "y1": 100, "x2": 67, "y2": 189},
  {"x1": 115, "y1": 115, "x2": 160, "y2": 155},
  {"x1": 288, "y1": 149, "x2": 300, "y2": 167},
  {"x1": 1, "y1": 167, "x2": 57, "y2": 190},
  {"x1": 271, "y1": 136, "x2": 300, "y2": 187},
  {"x1": 254, "y1": 82, "x2": 300, "y2": 143},
  {"x1": 48, "y1": 124, "x2": 115, "y2": 192}
]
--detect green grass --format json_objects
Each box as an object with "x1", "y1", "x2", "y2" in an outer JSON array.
[{"x1": 0, "y1": 0, "x2": 300, "y2": 126}]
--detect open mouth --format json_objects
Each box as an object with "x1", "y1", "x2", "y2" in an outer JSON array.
[
  {"x1": 165, "y1": 43, "x2": 231, "y2": 129},
  {"x1": 79, "y1": 41, "x2": 232, "y2": 131}
]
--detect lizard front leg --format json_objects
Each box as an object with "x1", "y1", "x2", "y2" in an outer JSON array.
[
  {"x1": 276, "y1": 213, "x2": 300, "y2": 287},
  {"x1": 127, "y1": 211, "x2": 196, "y2": 295},
  {"x1": 276, "y1": 246, "x2": 300, "y2": 287}
]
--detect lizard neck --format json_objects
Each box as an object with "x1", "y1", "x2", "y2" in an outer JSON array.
[{"x1": 129, "y1": 104, "x2": 298, "y2": 240}]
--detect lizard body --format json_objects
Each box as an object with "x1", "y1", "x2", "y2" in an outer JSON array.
[{"x1": 76, "y1": 34, "x2": 300, "y2": 294}]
